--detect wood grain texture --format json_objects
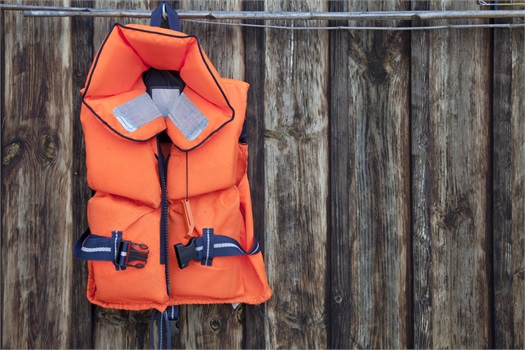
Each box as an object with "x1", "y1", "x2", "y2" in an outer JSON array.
[
  {"x1": 493, "y1": 19, "x2": 515, "y2": 350},
  {"x1": 0, "y1": 7, "x2": 3, "y2": 347},
  {"x1": 0, "y1": 6, "x2": 5, "y2": 344},
  {"x1": 410, "y1": 0, "x2": 431, "y2": 348},
  {"x1": 242, "y1": 0, "x2": 267, "y2": 348},
  {"x1": 1, "y1": 2, "x2": 74, "y2": 348},
  {"x1": 328, "y1": 1, "x2": 352, "y2": 348},
  {"x1": 180, "y1": 303, "x2": 244, "y2": 349},
  {"x1": 509, "y1": 23, "x2": 524, "y2": 349},
  {"x1": 428, "y1": 2, "x2": 492, "y2": 348},
  {"x1": 331, "y1": 0, "x2": 411, "y2": 348},
  {"x1": 93, "y1": 309, "x2": 151, "y2": 348},
  {"x1": 264, "y1": 0, "x2": 329, "y2": 348},
  {"x1": 69, "y1": 1, "x2": 94, "y2": 348},
  {"x1": 181, "y1": 0, "x2": 244, "y2": 81},
  {"x1": 93, "y1": 0, "x2": 150, "y2": 50}
]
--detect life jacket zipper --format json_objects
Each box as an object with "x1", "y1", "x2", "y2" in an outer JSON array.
[{"x1": 157, "y1": 136, "x2": 171, "y2": 296}]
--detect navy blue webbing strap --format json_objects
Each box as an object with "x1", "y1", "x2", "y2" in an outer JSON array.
[
  {"x1": 150, "y1": 1, "x2": 181, "y2": 31},
  {"x1": 74, "y1": 229, "x2": 149, "y2": 270},
  {"x1": 151, "y1": 306, "x2": 179, "y2": 349},
  {"x1": 175, "y1": 228, "x2": 261, "y2": 269}
]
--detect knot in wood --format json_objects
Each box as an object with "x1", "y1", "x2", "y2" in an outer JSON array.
[
  {"x1": 368, "y1": 56, "x2": 388, "y2": 85},
  {"x1": 209, "y1": 317, "x2": 221, "y2": 332},
  {"x1": 41, "y1": 134, "x2": 57, "y2": 161},
  {"x1": 2, "y1": 141, "x2": 22, "y2": 166}
]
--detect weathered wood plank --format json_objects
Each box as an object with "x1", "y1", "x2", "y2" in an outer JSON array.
[
  {"x1": 329, "y1": 0, "x2": 411, "y2": 348},
  {"x1": 180, "y1": 303, "x2": 244, "y2": 349},
  {"x1": 0, "y1": 7, "x2": 4, "y2": 346},
  {"x1": 493, "y1": 18, "x2": 516, "y2": 350},
  {"x1": 328, "y1": 1, "x2": 352, "y2": 348},
  {"x1": 69, "y1": 1, "x2": 94, "y2": 348},
  {"x1": 93, "y1": 309, "x2": 151, "y2": 349},
  {"x1": 1, "y1": 2, "x2": 74, "y2": 348},
  {"x1": 242, "y1": 0, "x2": 267, "y2": 348},
  {"x1": 509, "y1": 23, "x2": 524, "y2": 349},
  {"x1": 264, "y1": 0, "x2": 329, "y2": 348},
  {"x1": 410, "y1": 0, "x2": 431, "y2": 348},
  {"x1": 93, "y1": 0, "x2": 150, "y2": 51},
  {"x1": 428, "y1": 2, "x2": 492, "y2": 347}
]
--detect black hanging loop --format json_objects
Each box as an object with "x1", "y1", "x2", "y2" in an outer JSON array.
[{"x1": 150, "y1": 1, "x2": 181, "y2": 31}]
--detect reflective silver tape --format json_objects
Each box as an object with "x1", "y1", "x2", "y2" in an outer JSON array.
[
  {"x1": 152, "y1": 88, "x2": 180, "y2": 117},
  {"x1": 113, "y1": 92, "x2": 163, "y2": 132},
  {"x1": 168, "y1": 92, "x2": 209, "y2": 141}
]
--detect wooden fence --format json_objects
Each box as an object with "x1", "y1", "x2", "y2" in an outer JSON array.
[{"x1": 1, "y1": 0, "x2": 524, "y2": 348}]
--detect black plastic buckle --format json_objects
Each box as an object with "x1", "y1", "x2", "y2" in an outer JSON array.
[
  {"x1": 174, "y1": 238, "x2": 198, "y2": 269},
  {"x1": 121, "y1": 241, "x2": 149, "y2": 269}
]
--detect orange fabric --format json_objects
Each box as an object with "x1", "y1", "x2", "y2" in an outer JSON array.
[{"x1": 81, "y1": 23, "x2": 271, "y2": 311}]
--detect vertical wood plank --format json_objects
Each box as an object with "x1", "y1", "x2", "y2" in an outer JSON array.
[
  {"x1": 509, "y1": 24, "x2": 524, "y2": 349},
  {"x1": 242, "y1": 0, "x2": 267, "y2": 348},
  {"x1": 264, "y1": 0, "x2": 329, "y2": 348},
  {"x1": 177, "y1": 1, "x2": 245, "y2": 349},
  {"x1": 1, "y1": 2, "x2": 74, "y2": 348},
  {"x1": 0, "y1": 7, "x2": 4, "y2": 347},
  {"x1": 328, "y1": 1, "x2": 352, "y2": 347},
  {"x1": 410, "y1": 0, "x2": 432, "y2": 348},
  {"x1": 330, "y1": 0, "x2": 411, "y2": 348},
  {"x1": 70, "y1": 1, "x2": 94, "y2": 348},
  {"x1": 428, "y1": 2, "x2": 492, "y2": 348},
  {"x1": 492, "y1": 19, "x2": 525, "y2": 349},
  {"x1": 493, "y1": 18, "x2": 515, "y2": 350}
]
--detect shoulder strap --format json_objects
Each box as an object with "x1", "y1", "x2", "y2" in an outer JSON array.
[{"x1": 150, "y1": 1, "x2": 181, "y2": 31}]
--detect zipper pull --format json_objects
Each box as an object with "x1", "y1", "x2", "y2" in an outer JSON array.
[{"x1": 181, "y1": 199, "x2": 195, "y2": 238}]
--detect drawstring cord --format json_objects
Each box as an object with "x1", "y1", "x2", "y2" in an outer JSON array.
[
  {"x1": 150, "y1": 306, "x2": 179, "y2": 349},
  {"x1": 150, "y1": 310, "x2": 171, "y2": 350},
  {"x1": 185, "y1": 151, "x2": 189, "y2": 201}
]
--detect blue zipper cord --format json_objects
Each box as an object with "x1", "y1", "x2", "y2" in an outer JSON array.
[{"x1": 150, "y1": 307, "x2": 178, "y2": 349}]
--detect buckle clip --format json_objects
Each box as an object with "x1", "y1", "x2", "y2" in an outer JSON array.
[
  {"x1": 119, "y1": 241, "x2": 149, "y2": 269},
  {"x1": 174, "y1": 238, "x2": 198, "y2": 269}
]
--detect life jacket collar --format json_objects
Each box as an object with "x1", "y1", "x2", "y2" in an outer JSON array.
[{"x1": 82, "y1": 23, "x2": 234, "y2": 151}]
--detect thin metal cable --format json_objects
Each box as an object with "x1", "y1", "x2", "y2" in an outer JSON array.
[
  {"x1": 2, "y1": 3, "x2": 525, "y2": 31},
  {"x1": 183, "y1": 18, "x2": 525, "y2": 30}
]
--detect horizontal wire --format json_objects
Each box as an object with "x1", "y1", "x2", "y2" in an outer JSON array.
[
  {"x1": 1, "y1": 3, "x2": 525, "y2": 31},
  {"x1": 20, "y1": 9, "x2": 525, "y2": 20},
  {"x1": 184, "y1": 18, "x2": 525, "y2": 30},
  {"x1": 1, "y1": 4, "x2": 525, "y2": 20}
]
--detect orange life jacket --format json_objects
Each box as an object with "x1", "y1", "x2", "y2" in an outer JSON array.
[{"x1": 74, "y1": 15, "x2": 271, "y2": 315}]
